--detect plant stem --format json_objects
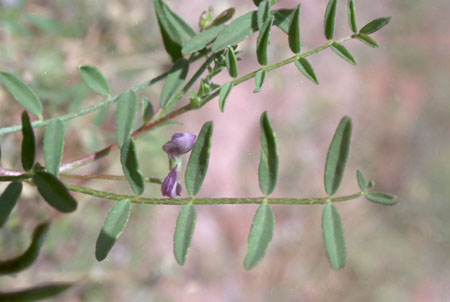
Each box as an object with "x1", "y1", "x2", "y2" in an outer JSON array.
[{"x1": 66, "y1": 183, "x2": 363, "y2": 205}]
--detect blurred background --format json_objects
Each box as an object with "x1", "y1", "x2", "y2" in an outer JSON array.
[{"x1": 1, "y1": 0, "x2": 449, "y2": 301}]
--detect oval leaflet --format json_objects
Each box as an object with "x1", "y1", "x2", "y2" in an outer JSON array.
[
  {"x1": 324, "y1": 116, "x2": 352, "y2": 196},
  {"x1": 244, "y1": 203, "x2": 275, "y2": 270},
  {"x1": 173, "y1": 204, "x2": 197, "y2": 266},
  {"x1": 322, "y1": 204, "x2": 346, "y2": 269},
  {"x1": 95, "y1": 200, "x2": 131, "y2": 261},
  {"x1": 185, "y1": 121, "x2": 214, "y2": 196}
]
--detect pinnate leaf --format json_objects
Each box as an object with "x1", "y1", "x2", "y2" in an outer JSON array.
[
  {"x1": 44, "y1": 119, "x2": 65, "y2": 176},
  {"x1": 244, "y1": 203, "x2": 274, "y2": 270},
  {"x1": 116, "y1": 90, "x2": 139, "y2": 148},
  {"x1": 120, "y1": 139, "x2": 145, "y2": 195},
  {"x1": 185, "y1": 121, "x2": 214, "y2": 196},
  {"x1": 0, "y1": 72, "x2": 43, "y2": 117},
  {"x1": 322, "y1": 204, "x2": 346, "y2": 269},
  {"x1": 173, "y1": 204, "x2": 197, "y2": 266},
  {"x1": 33, "y1": 172, "x2": 77, "y2": 213},
  {"x1": 324, "y1": 116, "x2": 352, "y2": 196},
  {"x1": 78, "y1": 65, "x2": 110, "y2": 96},
  {"x1": 95, "y1": 200, "x2": 131, "y2": 261},
  {"x1": 0, "y1": 182, "x2": 22, "y2": 228},
  {"x1": 21, "y1": 111, "x2": 35, "y2": 171},
  {"x1": 259, "y1": 111, "x2": 279, "y2": 196}
]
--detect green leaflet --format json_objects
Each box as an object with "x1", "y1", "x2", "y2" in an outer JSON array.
[
  {"x1": 0, "y1": 72, "x2": 42, "y2": 117},
  {"x1": 295, "y1": 57, "x2": 319, "y2": 85},
  {"x1": 256, "y1": 15, "x2": 274, "y2": 66},
  {"x1": 324, "y1": 0, "x2": 338, "y2": 40},
  {"x1": 153, "y1": 0, "x2": 196, "y2": 61},
  {"x1": 0, "y1": 283, "x2": 72, "y2": 302},
  {"x1": 257, "y1": 1, "x2": 271, "y2": 30},
  {"x1": 33, "y1": 172, "x2": 77, "y2": 213},
  {"x1": 244, "y1": 203, "x2": 274, "y2": 270},
  {"x1": 367, "y1": 180, "x2": 375, "y2": 190},
  {"x1": 288, "y1": 5, "x2": 301, "y2": 54},
  {"x1": 116, "y1": 90, "x2": 139, "y2": 148},
  {"x1": 95, "y1": 200, "x2": 131, "y2": 261},
  {"x1": 225, "y1": 46, "x2": 238, "y2": 78},
  {"x1": 219, "y1": 82, "x2": 233, "y2": 112},
  {"x1": 185, "y1": 121, "x2": 214, "y2": 196},
  {"x1": 366, "y1": 192, "x2": 398, "y2": 205},
  {"x1": 160, "y1": 58, "x2": 189, "y2": 108},
  {"x1": 44, "y1": 119, "x2": 65, "y2": 176},
  {"x1": 272, "y1": 9, "x2": 294, "y2": 34},
  {"x1": 356, "y1": 170, "x2": 367, "y2": 191},
  {"x1": 359, "y1": 16, "x2": 391, "y2": 35},
  {"x1": 120, "y1": 139, "x2": 145, "y2": 195},
  {"x1": 78, "y1": 65, "x2": 110, "y2": 96},
  {"x1": 21, "y1": 111, "x2": 35, "y2": 171},
  {"x1": 173, "y1": 204, "x2": 197, "y2": 266},
  {"x1": 209, "y1": 8, "x2": 235, "y2": 28},
  {"x1": 258, "y1": 111, "x2": 279, "y2": 196},
  {"x1": 0, "y1": 222, "x2": 49, "y2": 274},
  {"x1": 142, "y1": 96, "x2": 154, "y2": 124},
  {"x1": 182, "y1": 25, "x2": 225, "y2": 55},
  {"x1": 0, "y1": 182, "x2": 22, "y2": 228},
  {"x1": 322, "y1": 204, "x2": 346, "y2": 269},
  {"x1": 254, "y1": 70, "x2": 267, "y2": 93},
  {"x1": 324, "y1": 116, "x2": 352, "y2": 196},
  {"x1": 348, "y1": 0, "x2": 357, "y2": 33},
  {"x1": 331, "y1": 42, "x2": 356, "y2": 65},
  {"x1": 356, "y1": 33, "x2": 379, "y2": 48},
  {"x1": 212, "y1": 11, "x2": 258, "y2": 53}
]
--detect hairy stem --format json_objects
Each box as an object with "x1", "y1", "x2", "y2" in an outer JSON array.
[{"x1": 66, "y1": 183, "x2": 363, "y2": 205}]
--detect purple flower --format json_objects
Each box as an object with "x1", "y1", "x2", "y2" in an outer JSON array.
[
  {"x1": 161, "y1": 166, "x2": 182, "y2": 198},
  {"x1": 162, "y1": 133, "x2": 196, "y2": 158}
]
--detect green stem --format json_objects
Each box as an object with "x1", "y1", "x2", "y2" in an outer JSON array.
[{"x1": 66, "y1": 183, "x2": 363, "y2": 205}]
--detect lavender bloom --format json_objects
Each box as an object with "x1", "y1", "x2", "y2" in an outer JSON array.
[
  {"x1": 162, "y1": 133, "x2": 196, "y2": 158},
  {"x1": 161, "y1": 166, "x2": 182, "y2": 198}
]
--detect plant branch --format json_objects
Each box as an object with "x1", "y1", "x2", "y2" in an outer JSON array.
[{"x1": 66, "y1": 183, "x2": 363, "y2": 205}]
